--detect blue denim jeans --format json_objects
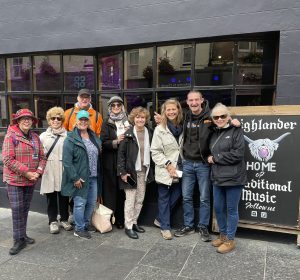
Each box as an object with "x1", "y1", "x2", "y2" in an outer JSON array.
[
  {"x1": 213, "y1": 185, "x2": 243, "y2": 240},
  {"x1": 182, "y1": 160, "x2": 211, "y2": 228},
  {"x1": 73, "y1": 177, "x2": 98, "y2": 232},
  {"x1": 158, "y1": 181, "x2": 181, "y2": 230}
]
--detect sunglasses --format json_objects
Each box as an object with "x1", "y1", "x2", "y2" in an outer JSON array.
[
  {"x1": 111, "y1": 103, "x2": 121, "y2": 108},
  {"x1": 212, "y1": 114, "x2": 228, "y2": 121},
  {"x1": 50, "y1": 117, "x2": 62, "y2": 121},
  {"x1": 79, "y1": 118, "x2": 89, "y2": 122}
]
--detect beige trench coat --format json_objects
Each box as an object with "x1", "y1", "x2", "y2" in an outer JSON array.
[{"x1": 39, "y1": 128, "x2": 67, "y2": 194}]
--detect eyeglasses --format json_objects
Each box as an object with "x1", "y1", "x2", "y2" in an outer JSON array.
[
  {"x1": 20, "y1": 117, "x2": 33, "y2": 122},
  {"x1": 50, "y1": 117, "x2": 62, "y2": 121},
  {"x1": 212, "y1": 114, "x2": 228, "y2": 121},
  {"x1": 111, "y1": 103, "x2": 121, "y2": 108}
]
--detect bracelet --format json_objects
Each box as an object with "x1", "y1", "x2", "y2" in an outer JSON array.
[{"x1": 165, "y1": 160, "x2": 172, "y2": 167}]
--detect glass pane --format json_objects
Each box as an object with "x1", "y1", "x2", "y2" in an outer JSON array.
[
  {"x1": 156, "y1": 91, "x2": 188, "y2": 113},
  {"x1": 33, "y1": 55, "x2": 61, "y2": 91},
  {"x1": 34, "y1": 95, "x2": 61, "y2": 128},
  {"x1": 157, "y1": 45, "x2": 192, "y2": 87},
  {"x1": 7, "y1": 57, "x2": 31, "y2": 91},
  {"x1": 0, "y1": 130, "x2": 5, "y2": 174},
  {"x1": 99, "y1": 54, "x2": 121, "y2": 90},
  {"x1": 8, "y1": 95, "x2": 33, "y2": 123},
  {"x1": 195, "y1": 42, "x2": 234, "y2": 86},
  {"x1": 63, "y1": 55, "x2": 94, "y2": 91},
  {"x1": 0, "y1": 95, "x2": 8, "y2": 127},
  {"x1": 236, "y1": 89, "x2": 274, "y2": 106},
  {"x1": 201, "y1": 90, "x2": 232, "y2": 108},
  {"x1": 0, "y1": 58, "x2": 5, "y2": 91},
  {"x1": 63, "y1": 95, "x2": 77, "y2": 110},
  {"x1": 236, "y1": 40, "x2": 276, "y2": 85},
  {"x1": 100, "y1": 93, "x2": 122, "y2": 119},
  {"x1": 124, "y1": 48, "x2": 153, "y2": 89}
]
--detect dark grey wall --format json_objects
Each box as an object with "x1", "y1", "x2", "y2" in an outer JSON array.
[{"x1": 0, "y1": 0, "x2": 299, "y2": 104}]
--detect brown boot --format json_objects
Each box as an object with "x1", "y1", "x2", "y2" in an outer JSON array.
[
  {"x1": 217, "y1": 239, "x2": 236, "y2": 254},
  {"x1": 211, "y1": 234, "x2": 227, "y2": 247}
]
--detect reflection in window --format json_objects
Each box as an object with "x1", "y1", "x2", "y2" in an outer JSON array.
[
  {"x1": 195, "y1": 42, "x2": 234, "y2": 86},
  {"x1": 0, "y1": 96, "x2": 8, "y2": 127},
  {"x1": 235, "y1": 89, "x2": 274, "y2": 106},
  {"x1": 64, "y1": 95, "x2": 77, "y2": 110},
  {"x1": 34, "y1": 95, "x2": 61, "y2": 128},
  {"x1": 99, "y1": 54, "x2": 121, "y2": 90},
  {"x1": 7, "y1": 57, "x2": 31, "y2": 91},
  {"x1": 33, "y1": 56, "x2": 61, "y2": 91},
  {"x1": 157, "y1": 45, "x2": 192, "y2": 87},
  {"x1": 201, "y1": 90, "x2": 232, "y2": 108},
  {"x1": 8, "y1": 95, "x2": 32, "y2": 121},
  {"x1": 125, "y1": 48, "x2": 153, "y2": 89},
  {"x1": 64, "y1": 55, "x2": 94, "y2": 91},
  {"x1": 156, "y1": 91, "x2": 188, "y2": 113},
  {"x1": 125, "y1": 92, "x2": 153, "y2": 123},
  {"x1": 0, "y1": 58, "x2": 5, "y2": 91}
]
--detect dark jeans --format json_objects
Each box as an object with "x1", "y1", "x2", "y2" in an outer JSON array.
[
  {"x1": 46, "y1": 191, "x2": 69, "y2": 224},
  {"x1": 6, "y1": 184, "x2": 34, "y2": 240},
  {"x1": 213, "y1": 185, "x2": 243, "y2": 240},
  {"x1": 158, "y1": 181, "x2": 181, "y2": 230}
]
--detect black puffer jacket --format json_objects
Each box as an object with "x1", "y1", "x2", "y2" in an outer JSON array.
[
  {"x1": 209, "y1": 125, "x2": 247, "y2": 186},
  {"x1": 117, "y1": 126, "x2": 154, "y2": 189}
]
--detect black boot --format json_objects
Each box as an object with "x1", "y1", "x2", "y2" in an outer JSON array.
[
  {"x1": 9, "y1": 238, "x2": 27, "y2": 255},
  {"x1": 133, "y1": 224, "x2": 145, "y2": 233},
  {"x1": 125, "y1": 228, "x2": 138, "y2": 239},
  {"x1": 25, "y1": 236, "x2": 35, "y2": 244}
]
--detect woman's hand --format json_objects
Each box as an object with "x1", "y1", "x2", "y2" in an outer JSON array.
[
  {"x1": 207, "y1": 155, "x2": 215, "y2": 164},
  {"x1": 121, "y1": 173, "x2": 130, "y2": 182},
  {"x1": 25, "y1": 171, "x2": 39, "y2": 181},
  {"x1": 117, "y1": 133, "x2": 125, "y2": 144},
  {"x1": 74, "y1": 178, "x2": 84, "y2": 188},
  {"x1": 166, "y1": 164, "x2": 177, "y2": 178}
]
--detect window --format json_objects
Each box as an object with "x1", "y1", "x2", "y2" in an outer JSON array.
[
  {"x1": 99, "y1": 54, "x2": 121, "y2": 90},
  {"x1": 238, "y1": 41, "x2": 251, "y2": 52},
  {"x1": 182, "y1": 46, "x2": 192, "y2": 66},
  {"x1": 33, "y1": 55, "x2": 61, "y2": 91},
  {"x1": 0, "y1": 58, "x2": 5, "y2": 91},
  {"x1": 7, "y1": 57, "x2": 31, "y2": 91},
  {"x1": 157, "y1": 45, "x2": 192, "y2": 87},
  {"x1": 63, "y1": 55, "x2": 94, "y2": 91},
  {"x1": 124, "y1": 47, "x2": 154, "y2": 89}
]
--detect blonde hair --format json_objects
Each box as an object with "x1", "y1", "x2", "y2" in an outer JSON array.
[
  {"x1": 128, "y1": 106, "x2": 150, "y2": 125},
  {"x1": 160, "y1": 99, "x2": 183, "y2": 128},
  {"x1": 46, "y1": 107, "x2": 65, "y2": 125},
  {"x1": 211, "y1": 103, "x2": 231, "y2": 118}
]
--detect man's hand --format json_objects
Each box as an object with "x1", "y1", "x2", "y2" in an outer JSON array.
[{"x1": 154, "y1": 112, "x2": 162, "y2": 125}]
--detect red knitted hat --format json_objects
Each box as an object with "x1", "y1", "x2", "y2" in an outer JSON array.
[{"x1": 12, "y1": 109, "x2": 38, "y2": 125}]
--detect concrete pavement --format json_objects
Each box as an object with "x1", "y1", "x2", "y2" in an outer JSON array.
[{"x1": 0, "y1": 208, "x2": 299, "y2": 280}]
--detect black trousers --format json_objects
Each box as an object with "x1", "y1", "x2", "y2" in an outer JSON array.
[
  {"x1": 46, "y1": 191, "x2": 69, "y2": 224},
  {"x1": 102, "y1": 176, "x2": 125, "y2": 225}
]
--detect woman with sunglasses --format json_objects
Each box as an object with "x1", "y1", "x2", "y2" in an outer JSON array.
[
  {"x1": 2, "y1": 109, "x2": 47, "y2": 255},
  {"x1": 40, "y1": 107, "x2": 72, "y2": 234},
  {"x1": 207, "y1": 103, "x2": 247, "y2": 254},
  {"x1": 100, "y1": 96, "x2": 130, "y2": 229},
  {"x1": 61, "y1": 110, "x2": 102, "y2": 239}
]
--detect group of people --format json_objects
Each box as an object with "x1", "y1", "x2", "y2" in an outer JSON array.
[{"x1": 2, "y1": 88, "x2": 246, "y2": 256}]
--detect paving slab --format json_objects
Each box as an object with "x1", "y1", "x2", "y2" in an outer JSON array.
[
  {"x1": 0, "y1": 260, "x2": 66, "y2": 280},
  {"x1": 140, "y1": 242, "x2": 193, "y2": 274},
  {"x1": 180, "y1": 238, "x2": 266, "y2": 280}
]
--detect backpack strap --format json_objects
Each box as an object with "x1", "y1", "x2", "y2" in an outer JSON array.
[
  {"x1": 95, "y1": 111, "x2": 99, "y2": 123},
  {"x1": 67, "y1": 107, "x2": 75, "y2": 128}
]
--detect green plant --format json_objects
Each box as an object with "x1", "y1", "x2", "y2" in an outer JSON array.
[
  {"x1": 158, "y1": 57, "x2": 175, "y2": 74},
  {"x1": 142, "y1": 65, "x2": 153, "y2": 80},
  {"x1": 243, "y1": 53, "x2": 263, "y2": 64}
]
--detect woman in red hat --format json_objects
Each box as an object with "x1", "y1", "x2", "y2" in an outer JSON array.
[{"x1": 2, "y1": 108, "x2": 47, "y2": 255}]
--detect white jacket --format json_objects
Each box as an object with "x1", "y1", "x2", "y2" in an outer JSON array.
[
  {"x1": 150, "y1": 124, "x2": 183, "y2": 186},
  {"x1": 39, "y1": 128, "x2": 67, "y2": 194}
]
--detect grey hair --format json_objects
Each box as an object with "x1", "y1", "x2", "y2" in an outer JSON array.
[{"x1": 211, "y1": 103, "x2": 231, "y2": 117}]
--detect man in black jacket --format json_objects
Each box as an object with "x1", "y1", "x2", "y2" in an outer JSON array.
[{"x1": 174, "y1": 90, "x2": 212, "y2": 241}]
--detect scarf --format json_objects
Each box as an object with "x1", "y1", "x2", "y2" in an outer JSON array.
[
  {"x1": 108, "y1": 104, "x2": 126, "y2": 121},
  {"x1": 167, "y1": 120, "x2": 183, "y2": 139},
  {"x1": 49, "y1": 126, "x2": 66, "y2": 136},
  {"x1": 133, "y1": 126, "x2": 150, "y2": 178}
]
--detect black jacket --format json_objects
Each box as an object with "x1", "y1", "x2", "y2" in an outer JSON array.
[
  {"x1": 209, "y1": 125, "x2": 247, "y2": 186},
  {"x1": 117, "y1": 126, "x2": 154, "y2": 189},
  {"x1": 182, "y1": 100, "x2": 213, "y2": 162}
]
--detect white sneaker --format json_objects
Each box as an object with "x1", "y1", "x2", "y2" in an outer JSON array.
[
  {"x1": 154, "y1": 219, "x2": 161, "y2": 228},
  {"x1": 161, "y1": 230, "x2": 172, "y2": 240},
  {"x1": 50, "y1": 222, "x2": 60, "y2": 234},
  {"x1": 60, "y1": 221, "x2": 73, "y2": 231}
]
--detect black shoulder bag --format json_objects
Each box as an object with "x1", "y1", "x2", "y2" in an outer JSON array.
[{"x1": 46, "y1": 135, "x2": 61, "y2": 159}]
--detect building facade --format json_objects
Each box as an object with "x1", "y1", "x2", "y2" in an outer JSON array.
[{"x1": 0, "y1": 1, "x2": 299, "y2": 214}]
